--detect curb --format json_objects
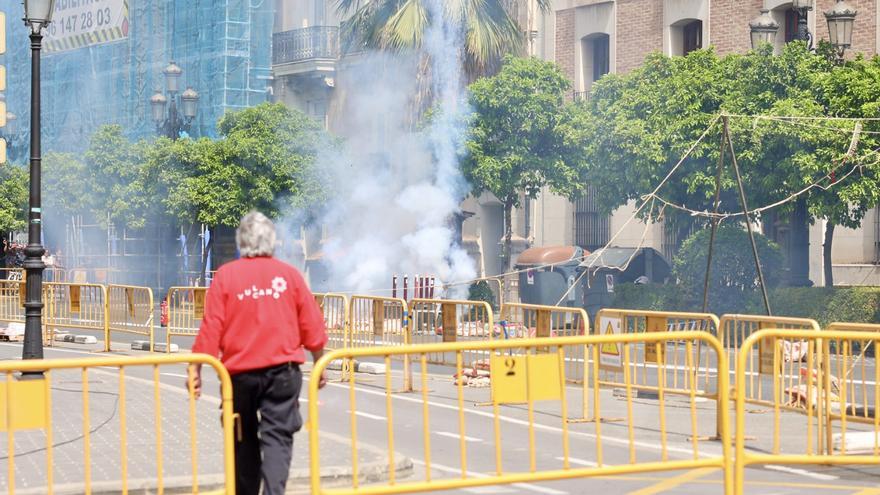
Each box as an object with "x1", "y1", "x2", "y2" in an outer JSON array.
[{"x1": 12, "y1": 453, "x2": 413, "y2": 495}]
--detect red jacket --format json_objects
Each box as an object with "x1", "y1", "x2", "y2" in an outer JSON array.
[{"x1": 192, "y1": 257, "x2": 327, "y2": 375}]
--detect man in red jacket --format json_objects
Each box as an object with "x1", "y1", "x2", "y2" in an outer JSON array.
[{"x1": 191, "y1": 211, "x2": 328, "y2": 495}]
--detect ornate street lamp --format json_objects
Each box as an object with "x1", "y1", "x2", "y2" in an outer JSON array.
[
  {"x1": 791, "y1": 0, "x2": 813, "y2": 45},
  {"x1": 825, "y1": 0, "x2": 858, "y2": 61},
  {"x1": 150, "y1": 62, "x2": 199, "y2": 139},
  {"x1": 749, "y1": 9, "x2": 779, "y2": 50},
  {"x1": 21, "y1": 0, "x2": 55, "y2": 371}
]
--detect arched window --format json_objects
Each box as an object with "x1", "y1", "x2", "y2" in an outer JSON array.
[
  {"x1": 670, "y1": 19, "x2": 702, "y2": 56},
  {"x1": 581, "y1": 33, "x2": 610, "y2": 91}
]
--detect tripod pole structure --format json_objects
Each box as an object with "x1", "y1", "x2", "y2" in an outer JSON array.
[{"x1": 724, "y1": 116, "x2": 772, "y2": 316}]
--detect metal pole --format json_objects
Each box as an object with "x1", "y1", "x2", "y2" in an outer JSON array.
[
  {"x1": 724, "y1": 116, "x2": 772, "y2": 316},
  {"x1": 701, "y1": 123, "x2": 727, "y2": 313},
  {"x1": 22, "y1": 30, "x2": 46, "y2": 371}
]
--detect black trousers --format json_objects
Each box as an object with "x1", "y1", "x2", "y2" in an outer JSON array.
[{"x1": 231, "y1": 363, "x2": 303, "y2": 495}]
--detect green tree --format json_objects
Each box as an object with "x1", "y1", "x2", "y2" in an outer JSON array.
[
  {"x1": 43, "y1": 152, "x2": 93, "y2": 222},
  {"x1": 463, "y1": 56, "x2": 589, "y2": 268},
  {"x1": 581, "y1": 43, "x2": 880, "y2": 286},
  {"x1": 336, "y1": 0, "x2": 548, "y2": 77},
  {"x1": 0, "y1": 164, "x2": 27, "y2": 236},
  {"x1": 141, "y1": 103, "x2": 327, "y2": 272},
  {"x1": 673, "y1": 224, "x2": 784, "y2": 315}
]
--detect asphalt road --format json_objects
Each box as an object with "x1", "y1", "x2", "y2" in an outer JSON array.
[{"x1": 3, "y1": 337, "x2": 880, "y2": 495}]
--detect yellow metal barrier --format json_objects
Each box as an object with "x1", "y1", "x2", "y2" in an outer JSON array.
[
  {"x1": 348, "y1": 295, "x2": 409, "y2": 349},
  {"x1": 734, "y1": 329, "x2": 880, "y2": 493},
  {"x1": 409, "y1": 298, "x2": 494, "y2": 369},
  {"x1": 0, "y1": 280, "x2": 25, "y2": 328},
  {"x1": 0, "y1": 354, "x2": 235, "y2": 494},
  {"x1": 309, "y1": 331, "x2": 732, "y2": 495},
  {"x1": 822, "y1": 322, "x2": 880, "y2": 455},
  {"x1": 167, "y1": 286, "x2": 208, "y2": 352},
  {"x1": 720, "y1": 314, "x2": 820, "y2": 414},
  {"x1": 315, "y1": 293, "x2": 349, "y2": 350},
  {"x1": 107, "y1": 285, "x2": 155, "y2": 352},
  {"x1": 44, "y1": 283, "x2": 108, "y2": 345},
  {"x1": 499, "y1": 303, "x2": 589, "y2": 385}
]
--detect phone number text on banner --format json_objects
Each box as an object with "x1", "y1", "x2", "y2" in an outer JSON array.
[{"x1": 45, "y1": 0, "x2": 129, "y2": 53}]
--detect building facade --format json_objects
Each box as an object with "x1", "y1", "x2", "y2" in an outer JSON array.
[
  {"x1": 273, "y1": 0, "x2": 880, "y2": 287},
  {"x1": 2, "y1": 0, "x2": 274, "y2": 152}
]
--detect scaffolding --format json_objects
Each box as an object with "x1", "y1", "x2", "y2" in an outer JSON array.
[{"x1": 1, "y1": 0, "x2": 275, "y2": 150}]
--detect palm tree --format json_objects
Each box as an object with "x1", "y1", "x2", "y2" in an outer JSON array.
[{"x1": 335, "y1": 0, "x2": 549, "y2": 81}]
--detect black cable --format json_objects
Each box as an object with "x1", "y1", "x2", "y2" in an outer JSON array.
[{"x1": 1, "y1": 387, "x2": 119, "y2": 460}]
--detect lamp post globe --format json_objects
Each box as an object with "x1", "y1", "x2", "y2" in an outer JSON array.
[
  {"x1": 180, "y1": 87, "x2": 200, "y2": 120},
  {"x1": 825, "y1": 0, "x2": 858, "y2": 60},
  {"x1": 150, "y1": 91, "x2": 168, "y2": 125},
  {"x1": 23, "y1": 0, "x2": 55, "y2": 31},
  {"x1": 749, "y1": 9, "x2": 779, "y2": 50},
  {"x1": 163, "y1": 62, "x2": 183, "y2": 94}
]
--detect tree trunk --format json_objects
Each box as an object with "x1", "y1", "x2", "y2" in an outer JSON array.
[
  {"x1": 789, "y1": 198, "x2": 811, "y2": 286},
  {"x1": 823, "y1": 221, "x2": 835, "y2": 287},
  {"x1": 503, "y1": 201, "x2": 514, "y2": 271}
]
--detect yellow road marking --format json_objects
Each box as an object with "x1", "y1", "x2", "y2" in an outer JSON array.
[
  {"x1": 625, "y1": 468, "x2": 718, "y2": 495},
  {"x1": 850, "y1": 489, "x2": 880, "y2": 495}
]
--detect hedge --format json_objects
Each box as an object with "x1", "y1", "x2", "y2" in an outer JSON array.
[{"x1": 611, "y1": 283, "x2": 880, "y2": 326}]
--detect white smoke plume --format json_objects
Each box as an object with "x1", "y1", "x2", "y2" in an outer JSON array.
[{"x1": 288, "y1": 0, "x2": 477, "y2": 297}]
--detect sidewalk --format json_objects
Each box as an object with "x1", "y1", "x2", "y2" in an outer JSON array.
[{"x1": 0, "y1": 342, "x2": 411, "y2": 494}]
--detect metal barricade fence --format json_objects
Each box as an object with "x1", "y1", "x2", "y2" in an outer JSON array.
[
  {"x1": 734, "y1": 329, "x2": 880, "y2": 493},
  {"x1": 822, "y1": 322, "x2": 880, "y2": 456},
  {"x1": 0, "y1": 354, "x2": 236, "y2": 494},
  {"x1": 314, "y1": 293, "x2": 349, "y2": 350},
  {"x1": 719, "y1": 315, "x2": 820, "y2": 413},
  {"x1": 499, "y1": 303, "x2": 589, "y2": 384},
  {"x1": 348, "y1": 295, "x2": 409, "y2": 350},
  {"x1": 0, "y1": 281, "x2": 25, "y2": 328},
  {"x1": 166, "y1": 286, "x2": 208, "y2": 352},
  {"x1": 44, "y1": 283, "x2": 108, "y2": 345},
  {"x1": 107, "y1": 285, "x2": 155, "y2": 352},
  {"x1": 408, "y1": 298, "x2": 494, "y2": 369},
  {"x1": 587, "y1": 309, "x2": 720, "y2": 430},
  {"x1": 309, "y1": 331, "x2": 732, "y2": 495}
]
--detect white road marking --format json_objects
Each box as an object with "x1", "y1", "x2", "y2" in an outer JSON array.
[
  {"x1": 463, "y1": 486, "x2": 516, "y2": 494},
  {"x1": 412, "y1": 459, "x2": 568, "y2": 495},
  {"x1": 554, "y1": 456, "x2": 598, "y2": 467},
  {"x1": 436, "y1": 431, "x2": 483, "y2": 443},
  {"x1": 161, "y1": 372, "x2": 189, "y2": 378},
  {"x1": 327, "y1": 382, "x2": 718, "y2": 458},
  {"x1": 763, "y1": 464, "x2": 838, "y2": 481},
  {"x1": 351, "y1": 410, "x2": 387, "y2": 421}
]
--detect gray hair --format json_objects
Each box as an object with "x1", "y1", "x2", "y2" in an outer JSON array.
[{"x1": 236, "y1": 211, "x2": 277, "y2": 258}]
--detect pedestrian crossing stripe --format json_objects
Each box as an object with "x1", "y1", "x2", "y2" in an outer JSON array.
[{"x1": 600, "y1": 322, "x2": 620, "y2": 356}]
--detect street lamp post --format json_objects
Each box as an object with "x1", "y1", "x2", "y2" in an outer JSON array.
[
  {"x1": 825, "y1": 0, "x2": 858, "y2": 62},
  {"x1": 791, "y1": 0, "x2": 813, "y2": 46},
  {"x1": 150, "y1": 62, "x2": 199, "y2": 139},
  {"x1": 21, "y1": 0, "x2": 55, "y2": 372}
]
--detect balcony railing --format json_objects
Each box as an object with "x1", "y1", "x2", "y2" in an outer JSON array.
[
  {"x1": 273, "y1": 26, "x2": 340, "y2": 65},
  {"x1": 572, "y1": 91, "x2": 590, "y2": 101}
]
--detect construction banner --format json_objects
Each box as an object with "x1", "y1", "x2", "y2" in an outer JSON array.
[{"x1": 45, "y1": 0, "x2": 129, "y2": 53}]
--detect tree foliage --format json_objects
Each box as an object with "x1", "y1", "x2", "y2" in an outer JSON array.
[
  {"x1": 39, "y1": 103, "x2": 325, "y2": 237},
  {"x1": 673, "y1": 224, "x2": 784, "y2": 296},
  {"x1": 581, "y1": 43, "x2": 880, "y2": 283},
  {"x1": 463, "y1": 56, "x2": 588, "y2": 265},
  {"x1": 0, "y1": 165, "x2": 27, "y2": 234},
  {"x1": 336, "y1": 0, "x2": 549, "y2": 77},
  {"x1": 142, "y1": 102, "x2": 327, "y2": 229}
]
